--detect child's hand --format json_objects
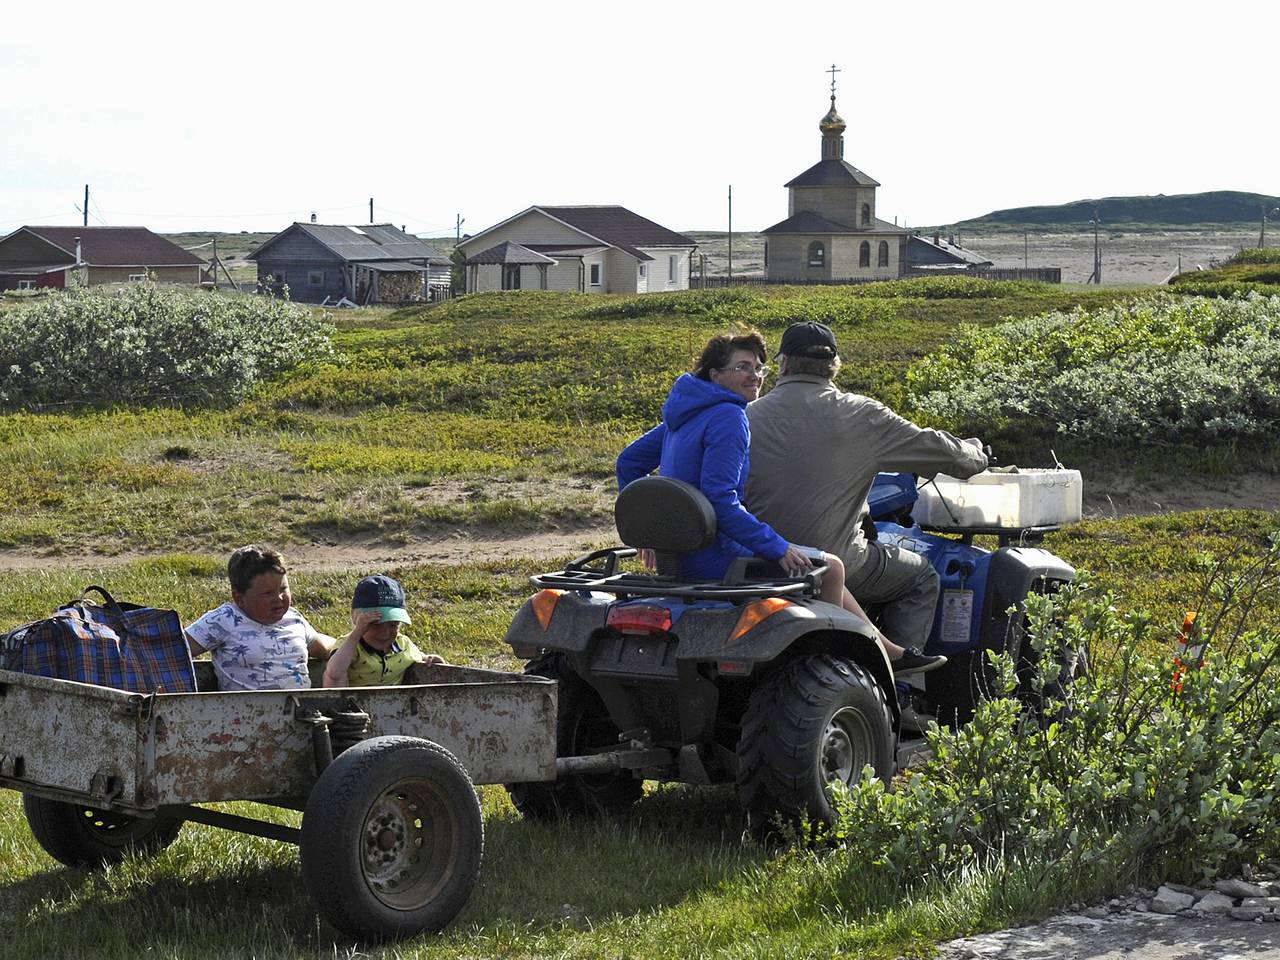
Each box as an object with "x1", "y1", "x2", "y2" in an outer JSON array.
[
  {"x1": 423, "y1": 653, "x2": 447, "y2": 666},
  {"x1": 352, "y1": 609, "x2": 382, "y2": 636}
]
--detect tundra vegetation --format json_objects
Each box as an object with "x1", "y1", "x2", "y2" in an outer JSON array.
[{"x1": 0, "y1": 270, "x2": 1278, "y2": 958}]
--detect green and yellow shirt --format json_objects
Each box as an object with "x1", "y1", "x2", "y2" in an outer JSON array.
[{"x1": 339, "y1": 635, "x2": 428, "y2": 686}]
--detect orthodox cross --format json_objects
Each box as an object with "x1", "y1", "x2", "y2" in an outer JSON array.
[{"x1": 827, "y1": 63, "x2": 841, "y2": 97}]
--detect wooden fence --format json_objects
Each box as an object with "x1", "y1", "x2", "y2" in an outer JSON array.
[{"x1": 691, "y1": 265, "x2": 1061, "y2": 288}]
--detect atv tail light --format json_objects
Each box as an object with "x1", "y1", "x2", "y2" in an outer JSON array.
[
  {"x1": 729, "y1": 597, "x2": 790, "y2": 642},
  {"x1": 531, "y1": 589, "x2": 564, "y2": 631},
  {"x1": 606, "y1": 604, "x2": 673, "y2": 634},
  {"x1": 717, "y1": 660, "x2": 752, "y2": 676}
]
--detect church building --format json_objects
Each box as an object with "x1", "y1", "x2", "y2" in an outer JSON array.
[{"x1": 763, "y1": 75, "x2": 909, "y2": 282}]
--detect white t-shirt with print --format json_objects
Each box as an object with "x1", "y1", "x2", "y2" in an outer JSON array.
[{"x1": 186, "y1": 601, "x2": 318, "y2": 691}]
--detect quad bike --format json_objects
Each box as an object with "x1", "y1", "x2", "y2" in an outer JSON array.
[{"x1": 503, "y1": 470, "x2": 1078, "y2": 830}]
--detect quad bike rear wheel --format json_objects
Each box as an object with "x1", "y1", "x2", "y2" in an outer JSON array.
[
  {"x1": 505, "y1": 653, "x2": 643, "y2": 821},
  {"x1": 736, "y1": 653, "x2": 893, "y2": 833}
]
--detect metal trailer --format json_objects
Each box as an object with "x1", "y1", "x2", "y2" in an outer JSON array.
[{"x1": 0, "y1": 661, "x2": 557, "y2": 942}]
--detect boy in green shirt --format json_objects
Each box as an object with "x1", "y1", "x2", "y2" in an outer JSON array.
[{"x1": 323, "y1": 575, "x2": 445, "y2": 687}]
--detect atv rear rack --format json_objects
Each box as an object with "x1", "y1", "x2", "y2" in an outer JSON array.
[{"x1": 530, "y1": 547, "x2": 825, "y2": 602}]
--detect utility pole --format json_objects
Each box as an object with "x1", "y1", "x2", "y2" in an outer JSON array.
[
  {"x1": 727, "y1": 185, "x2": 733, "y2": 281},
  {"x1": 83, "y1": 185, "x2": 89, "y2": 227},
  {"x1": 369, "y1": 198, "x2": 374, "y2": 224},
  {"x1": 1023, "y1": 229, "x2": 1028, "y2": 269},
  {"x1": 455, "y1": 213, "x2": 465, "y2": 245},
  {"x1": 1091, "y1": 208, "x2": 1102, "y2": 284},
  {"x1": 213, "y1": 237, "x2": 219, "y2": 290}
]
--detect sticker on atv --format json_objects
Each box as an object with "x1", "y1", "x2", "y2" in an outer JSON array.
[{"x1": 940, "y1": 589, "x2": 974, "y2": 646}]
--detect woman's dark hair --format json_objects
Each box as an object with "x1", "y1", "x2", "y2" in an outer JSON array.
[
  {"x1": 228, "y1": 544, "x2": 287, "y2": 594},
  {"x1": 692, "y1": 328, "x2": 767, "y2": 380}
]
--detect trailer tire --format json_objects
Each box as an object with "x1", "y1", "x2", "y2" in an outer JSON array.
[
  {"x1": 505, "y1": 653, "x2": 642, "y2": 821},
  {"x1": 300, "y1": 735, "x2": 483, "y2": 943},
  {"x1": 737, "y1": 654, "x2": 893, "y2": 834},
  {"x1": 22, "y1": 795, "x2": 182, "y2": 868}
]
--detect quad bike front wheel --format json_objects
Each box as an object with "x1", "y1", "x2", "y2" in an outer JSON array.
[{"x1": 736, "y1": 653, "x2": 894, "y2": 833}]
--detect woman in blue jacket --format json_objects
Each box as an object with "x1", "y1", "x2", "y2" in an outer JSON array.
[{"x1": 617, "y1": 329, "x2": 944, "y2": 674}]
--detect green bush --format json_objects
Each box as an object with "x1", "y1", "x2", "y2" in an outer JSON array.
[
  {"x1": 906, "y1": 293, "x2": 1280, "y2": 443},
  {"x1": 1227, "y1": 248, "x2": 1280, "y2": 266},
  {"x1": 0, "y1": 283, "x2": 334, "y2": 409},
  {"x1": 831, "y1": 541, "x2": 1280, "y2": 892}
]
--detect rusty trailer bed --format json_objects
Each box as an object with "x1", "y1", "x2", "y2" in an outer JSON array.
[{"x1": 0, "y1": 663, "x2": 557, "y2": 814}]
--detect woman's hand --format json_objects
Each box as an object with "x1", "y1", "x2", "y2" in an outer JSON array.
[{"x1": 778, "y1": 544, "x2": 814, "y2": 577}]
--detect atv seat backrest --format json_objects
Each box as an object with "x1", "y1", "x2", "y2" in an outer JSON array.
[{"x1": 615, "y1": 476, "x2": 716, "y2": 577}]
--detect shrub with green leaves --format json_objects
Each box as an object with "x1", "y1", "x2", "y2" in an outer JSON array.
[
  {"x1": 830, "y1": 539, "x2": 1280, "y2": 894},
  {"x1": 0, "y1": 282, "x2": 334, "y2": 409},
  {"x1": 906, "y1": 293, "x2": 1280, "y2": 443}
]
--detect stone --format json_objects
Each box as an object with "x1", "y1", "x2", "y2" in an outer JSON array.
[
  {"x1": 1240, "y1": 897, "x2": 1280, "y2": 909},
  {"x1": 1164, "y1": 882, "x2": 1197, "y2": 894},
  {"x1": 1151, "y1": 887, "x2": 1196, "y2": 914},
  {"x1": 1084, "y1": 907, "x2": 1110, "y2": 919},
  {"x1": 1135, "y1": 902, "x2": 1149, "y2": 912},
  {"x1": 1231, "y1": 907, "x2": 1268, "y2": 921},
  {"x1": 1191, "y1": 892, "x2": 1236, "y2": 914},
  {"x1": 1217, "y1": 878, "x2": 1270, "y2": 899}
]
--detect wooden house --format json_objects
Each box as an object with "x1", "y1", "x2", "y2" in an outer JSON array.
[
  {"x1": 248, "y1": 223, "x2": 452, "y2": 304},
  {"x1": 0, "y1": 226, "x2": 204, "y2": 290},
  {"x1": 457, "y1": 205, "x2": 696, "y2": 294}
]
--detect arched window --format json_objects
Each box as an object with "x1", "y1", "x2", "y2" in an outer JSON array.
[
  {"x1": 877, "y1": 241, "x2": 889, "y2": 267},
  {"x1": 859, "y1": 241, "x2": 871, "y2": 268},
  {"x1": 808, "y1": 241, "x2": 825, "y2": 267},
  {"x1": 861, "y1": 203, "x2": 871, "y2": 226}
]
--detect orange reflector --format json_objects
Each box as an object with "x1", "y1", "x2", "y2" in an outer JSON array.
[
  {"x1": 730, "y1": 597, "x2": 791, "y2": 642},
  {"x1": 531, "y1": 589, "x2": 564, "y2": 631}
]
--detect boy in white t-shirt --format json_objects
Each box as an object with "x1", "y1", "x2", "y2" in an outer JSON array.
[{"x1": 185, "y1": 544, "x2": 337, "y2": 691}]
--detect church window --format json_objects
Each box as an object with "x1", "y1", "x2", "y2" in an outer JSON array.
[
  {"x1": 668, "y1": 255, "x2": 678, "y2": 282},
  {"x1": 877, "y1": 241, "x2": 889, "y2": 267},
  {"x1": 807, "y1": 241, "x2": 825, "y2": 267},
  {"x1": 861, "y1": 203, "x2": 871, "y2": 226},
  {"x1": 859, "y1": 241, "x2": 871, "y2": 268}
]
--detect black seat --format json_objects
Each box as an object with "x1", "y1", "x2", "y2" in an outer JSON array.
[{"x1": 615, "y1": 476, "x2": 716, "y2": 577}]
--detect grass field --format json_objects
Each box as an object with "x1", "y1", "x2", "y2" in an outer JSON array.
[{"x1": 2, "y1": 276, "x2": 1279, "y2": 957}]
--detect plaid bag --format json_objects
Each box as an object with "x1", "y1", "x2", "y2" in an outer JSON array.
[{"x1": 0, "y1": 585, "x2": 196, "y2": 694}]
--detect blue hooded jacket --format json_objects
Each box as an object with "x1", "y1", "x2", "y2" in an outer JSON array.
[{"x1": 617, "y1": 373, "x2": 788, "y2": 579}]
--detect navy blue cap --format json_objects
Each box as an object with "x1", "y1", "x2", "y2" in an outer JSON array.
[{"x1": 352, "y1": 575, "x2": 410, "y2": 624}]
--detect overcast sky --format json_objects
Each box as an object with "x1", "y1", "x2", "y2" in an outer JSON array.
[{"x1": 2, "y1": 0, "x2": 1273, "y2": 238}]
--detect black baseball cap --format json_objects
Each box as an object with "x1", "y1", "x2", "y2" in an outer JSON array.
[
  {"x1": 352, "y1": 575, "x2": 411, "y2": 624},
  {"x1": 778, "y1": 321, "x2": 838, "y2": 359}
]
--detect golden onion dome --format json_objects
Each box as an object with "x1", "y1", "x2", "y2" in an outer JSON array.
[{"x1": 820, "y1": 97, "x2": 846, "y2": 136}]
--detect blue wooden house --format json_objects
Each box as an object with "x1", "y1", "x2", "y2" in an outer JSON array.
[{"x1": 248, "y1": 223, "x2": 452, "y2": 304}]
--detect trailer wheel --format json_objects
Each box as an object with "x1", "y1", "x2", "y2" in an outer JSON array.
[
  {"x1": 300, "y1": 736, "x2": 483, "y2": 943},
  {"x1": 505, "y1": 653, "x2": 642, "y2": 821},
  {"x1": 737, "y1": 654, "x2": 893, "y2": 833},
  {"x1": 22, "y1": 795, "x2": 182, "y2": 868}
]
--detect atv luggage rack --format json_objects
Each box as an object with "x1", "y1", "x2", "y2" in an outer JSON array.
[
  {"x1": 530, "y1": 547, "x2": 826, "y2": 602},
  {"x1": 920, "y1": 523, "x2": 1061, "y2": 547}
]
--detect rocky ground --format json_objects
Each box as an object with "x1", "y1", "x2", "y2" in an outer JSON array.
[{"x1": 935, "y1": 871, "x2": 1280, "y2": 959}]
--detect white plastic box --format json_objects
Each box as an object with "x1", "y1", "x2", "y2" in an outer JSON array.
[{"x1": 914, "y1": 468, "x2": 1083, "y2": 529}]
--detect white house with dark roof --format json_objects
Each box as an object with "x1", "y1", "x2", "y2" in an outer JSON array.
[
  {"x1": 457, "y1": 205, "x2": 697, "y2": 294},
  {"x1": 248, "y1": 223, "x2": 452, "y2": 304},
  {"x1": 763, "y1": 87, "x2": 910, "y2": 282}
]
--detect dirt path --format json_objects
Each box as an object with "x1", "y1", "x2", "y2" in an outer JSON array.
[{"x1": 0, "y1": 471, "x2": 1274, "y2": 572}]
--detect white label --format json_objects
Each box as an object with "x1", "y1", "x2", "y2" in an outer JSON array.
[{"x1": 940, "y1": 589, "x2": 974, "y2": 645}]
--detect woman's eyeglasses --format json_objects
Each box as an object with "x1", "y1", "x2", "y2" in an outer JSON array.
[{"x1": 727, "y1": 362, "x2": 770, "y2": 378}]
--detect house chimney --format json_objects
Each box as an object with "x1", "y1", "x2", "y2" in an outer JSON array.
[
  {"x1": 75, "y1": 237, "x2": 82, "y2": 265},
  {"x1": 310, "y1": 212, "x2": 317, "y2": 223}
]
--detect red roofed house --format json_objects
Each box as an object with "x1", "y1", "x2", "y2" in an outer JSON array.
[{"x1": 0, "y1": 226, "x2": 205, "y2": 290}]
